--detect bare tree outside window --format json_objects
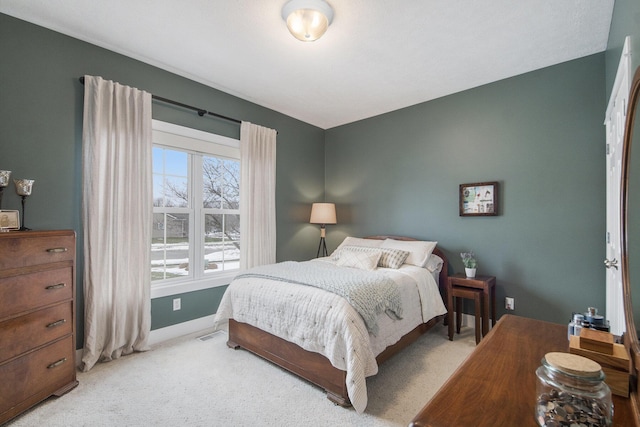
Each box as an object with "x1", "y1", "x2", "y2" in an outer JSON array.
[{"x1": 151, "y1": 147, "x2": 240, "y2": 282}]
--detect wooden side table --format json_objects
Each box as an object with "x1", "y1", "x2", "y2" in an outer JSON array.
[{"x1": 447, "y1": 274, "x2": 496, "y2": 341}]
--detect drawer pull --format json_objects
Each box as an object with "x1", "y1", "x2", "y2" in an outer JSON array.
[
  {"x1": 47, "y1": 358, "x2": 67, "y2": 369},
  {"x1": 46, "y1": 319, "x2": 67, "y2": 328},
  {"x1": 45, "y1": 283, "x2": 66, "y2": 290},
  {"x1": 46, "y1": 247, "x2": 68, "y2": 253}
]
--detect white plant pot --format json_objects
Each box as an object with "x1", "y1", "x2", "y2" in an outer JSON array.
[{"x1": 465, "y1": 268, "x2": 476, "y2": 278}]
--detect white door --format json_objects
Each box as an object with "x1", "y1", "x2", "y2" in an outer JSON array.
[{"x1": 604, "y1": 36, "x2": 631, "y2": 336}]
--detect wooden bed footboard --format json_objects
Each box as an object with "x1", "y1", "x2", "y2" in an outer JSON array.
[
  {"x1": 228, "y1": 315, "x2": 444, "y2": 406},
  {"x1": 228, "y1": 319, "x2": 349, "y2": 405}
]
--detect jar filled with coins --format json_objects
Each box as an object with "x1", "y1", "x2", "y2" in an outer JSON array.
[{"x1": 535, "y1": 352, "x2": 612, "y2": 427}]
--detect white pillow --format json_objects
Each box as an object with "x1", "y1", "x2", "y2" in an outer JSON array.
[
  {"x1": 334, "y1": 245, "x2": 409, "y2": 269},
  {"x1": 332, "y1": 236, "x2": 383, "y2": 257},
  {"x1": 425, "y1": 254, "x2": 444, "y2": 273},
  {"x1": 336, "y1": 247, "x2": 382, "y2": 270},
  {"x1": 380, "y1": 239, "x2": 437, "y2": 268}
]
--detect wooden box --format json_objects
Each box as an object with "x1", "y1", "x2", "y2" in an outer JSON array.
[
  {"x1": 579, "y1": 328, "x2": 614, "y2": 355},
  {"x1": 569, "y1": 335, "x2": 630, "y2": 397}
]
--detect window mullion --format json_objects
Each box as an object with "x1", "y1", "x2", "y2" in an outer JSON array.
[{"x1": 192, "y1": 154, "x2": 204, "y2": 278}]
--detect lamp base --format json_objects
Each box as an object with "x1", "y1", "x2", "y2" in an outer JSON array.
[{"x1": 316, "y1": 237, "x2": 328, "y2": 258}]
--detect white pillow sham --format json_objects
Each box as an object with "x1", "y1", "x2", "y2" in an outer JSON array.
[
  {"x1": 332, "y1": 236, "x2": 383, "y2": 257},
  {"x1": 380, "y1": 239, "x2": 437, "y2": 268},
  {"x1": 335, "y1": 247, "x2": 382, "y2": 270},
  {"x1": 425, "y1": 254, "x2": 444, "y2": 273},
  {"x1": 334, "y1": 245, "x2": 410, "y2": 269}
]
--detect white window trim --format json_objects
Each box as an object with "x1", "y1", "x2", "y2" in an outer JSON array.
[{"x1": 151, "y1": 120, "x2": 240, "y2": 299}]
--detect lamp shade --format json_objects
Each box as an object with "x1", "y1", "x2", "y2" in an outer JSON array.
[
  {"x1": 310, "y1": 203, "x2": 336, "y2": 225},
  {"x1": 282, "y1": 0, "x2": 334, "y2": 42}
]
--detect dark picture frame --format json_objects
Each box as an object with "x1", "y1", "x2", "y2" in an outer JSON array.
[
  {"x1": 0, "y1": 210, "x2": 20, "y2": 230},
  {"x1": 459, "y1": 182, "x2": 499, "y2": 216}
]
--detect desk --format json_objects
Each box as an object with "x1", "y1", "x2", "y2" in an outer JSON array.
[
  {"x1": 410, "y1": 315, "x2": 637, "y2": 426},
  {"x1": 447, "y1": 274, "x2": 496, "y2": 340}
]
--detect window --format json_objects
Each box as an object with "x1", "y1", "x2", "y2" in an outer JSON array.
[{"x1": 151, "y1": 120, "x2": 240, "y2": 298}]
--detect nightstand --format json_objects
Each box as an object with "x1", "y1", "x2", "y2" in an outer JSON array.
[{"x1": 447, "y1": 274, "x2": 496, "y2": 343}]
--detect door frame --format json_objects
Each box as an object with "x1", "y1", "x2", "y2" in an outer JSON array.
[{"x1": 604, "y1": 36, "x2": 632, "y2": 336}]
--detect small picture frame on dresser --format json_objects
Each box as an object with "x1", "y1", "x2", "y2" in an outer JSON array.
[{"x1": 0, "y1": 210, "x2": 19, "y2": 231}]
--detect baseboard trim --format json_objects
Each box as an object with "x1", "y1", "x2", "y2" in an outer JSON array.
[
  {"x1": 148, "y1": 315, "x2": 216, "y2": 347},
  {"x1": 75, "y1": 315, "x2": 217, "y2": 366},
  {"x1": 461, "y1": 313, "x2": 474, "y2": 327}
]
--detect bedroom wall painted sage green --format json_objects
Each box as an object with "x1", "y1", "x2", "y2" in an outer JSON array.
[
  {"x1": 0, "y1": 13, "x2": 325, "y2": 346},
  {"x1": 324, "y1": 53, "x2": 606, "y2": 325}
]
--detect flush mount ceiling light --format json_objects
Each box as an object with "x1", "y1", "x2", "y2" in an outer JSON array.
[{"x1": 281, "y1": 0, "x2": 334, "y2": 42}]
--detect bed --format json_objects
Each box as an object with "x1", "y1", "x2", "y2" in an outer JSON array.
[{"x1": 213, "y1": 236, "x2": 449, "y2": 413}]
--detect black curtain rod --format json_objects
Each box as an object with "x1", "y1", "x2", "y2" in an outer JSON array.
[{"x1": 78, "y1": 76, "x2": 241, "y2": 125}]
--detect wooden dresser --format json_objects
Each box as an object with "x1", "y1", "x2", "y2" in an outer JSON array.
[
  {"x1": 0, "y1": 230, "x2": 78, "y2": 424},
  {"x1": 410, "y1": 315, "x2": 638, "y2": 426}
]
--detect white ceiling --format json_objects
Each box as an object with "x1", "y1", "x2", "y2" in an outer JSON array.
[{"x1": 0, "y1": 0, "x2": 614, "y2": 129}]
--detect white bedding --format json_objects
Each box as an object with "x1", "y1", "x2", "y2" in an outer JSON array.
[{"x1": 212, "y1": 258, "x2": 447, "y2": 413}]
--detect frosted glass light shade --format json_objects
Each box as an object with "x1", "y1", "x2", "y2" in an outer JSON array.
[
  {"x1": 282, "y1": 0, "x2": 334, "y2": 42},
  {"x1": 310, "y1": 203, "x2": 336, "y2": 224}
]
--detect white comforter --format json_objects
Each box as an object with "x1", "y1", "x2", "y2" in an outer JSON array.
[{"x1": 213, "y1": 259, "x2": 447, "y2": 413}]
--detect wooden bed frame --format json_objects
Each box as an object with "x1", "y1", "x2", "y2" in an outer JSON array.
[{"x1": 226, "y1": 236, "x2": 449, "y2": 406}]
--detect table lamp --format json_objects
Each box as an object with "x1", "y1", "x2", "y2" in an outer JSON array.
[{"x1": 310, "y1": 202, "x2": 336, "y2": 257}]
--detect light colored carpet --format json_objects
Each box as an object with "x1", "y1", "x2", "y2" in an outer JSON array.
[{"x1": 7, "y1": 323, "x2": 476, "y2": 427}]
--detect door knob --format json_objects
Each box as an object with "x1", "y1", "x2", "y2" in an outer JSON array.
[{"x1": 604, "y1": 258, "x2": 619, "y2": 270}]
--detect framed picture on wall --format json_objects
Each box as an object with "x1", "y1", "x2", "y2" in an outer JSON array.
[
  {"x1": 0, "y1": 210, "x2": 20, "y2": 231},
  {"x1": 459, "y1": 182, "x2": 499, "y2": 216}
]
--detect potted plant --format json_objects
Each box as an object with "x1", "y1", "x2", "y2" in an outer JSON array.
[{"x1": 460, "y1": 251, "x2": 477, "y2": 278}]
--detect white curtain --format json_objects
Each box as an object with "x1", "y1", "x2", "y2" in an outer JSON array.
[
  {"x1": 80, "y1": 75, "x2": 152, "y2": 371},
  {"x1": 240, "y1": 121, "x2": 277, "y2": 269}
]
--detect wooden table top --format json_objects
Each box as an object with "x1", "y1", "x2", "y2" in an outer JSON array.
[{"x1": 410, "y1": 314, "x2": 637, "y2": 427}]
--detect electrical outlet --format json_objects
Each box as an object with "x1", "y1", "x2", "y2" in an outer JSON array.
[
  {"x1": 505, "y1": 297, "x2": 515, "y2": 311},
  {"x1": 173, "y1": 298, "x2": 181, "y2": 311}
]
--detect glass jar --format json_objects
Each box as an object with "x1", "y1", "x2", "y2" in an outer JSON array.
[{"x1": 535, "y1": 352, "x2": 612, "y2": 427}]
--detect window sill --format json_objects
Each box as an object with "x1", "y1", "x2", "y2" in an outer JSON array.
[{"x1": 150, "y1": 271, "x2": 236, "y2": 299}]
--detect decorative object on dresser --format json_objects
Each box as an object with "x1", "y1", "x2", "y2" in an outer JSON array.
[
  {"x1": 0, "y1": 230, "x2": 78, "y2": 425},
  {"x1": 0, "y1": 170, "x2": 10, "y2": 209},
  {"x1": 13, "y1": 179, "x2": 34, "y2": 231},
  {"x1": 0, "y1": 210, "x2": 19, "y2": 232},
  {"x1": 447, "y1": 273, "x2": 496, "y2": 344},
  {"x1": 568, "y1": 328, "x2": 631, "y2": 398},
  {"x1": 309, "y1": 202, "x2": 337, "y2": 257}
]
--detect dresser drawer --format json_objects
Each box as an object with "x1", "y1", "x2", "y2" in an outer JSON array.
[
  {"x1": 0, "y1": 267, "x2": 72, "y2": 319},
  {"x1": 0, "y1": 336, "x2": 76, "y2": 414},
  {"x1": 0, "y1": 231, "x2": 75, "y2": 270},
  {"x1": 0, "y1": 302, "x2": 73, "y2": 363}
]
